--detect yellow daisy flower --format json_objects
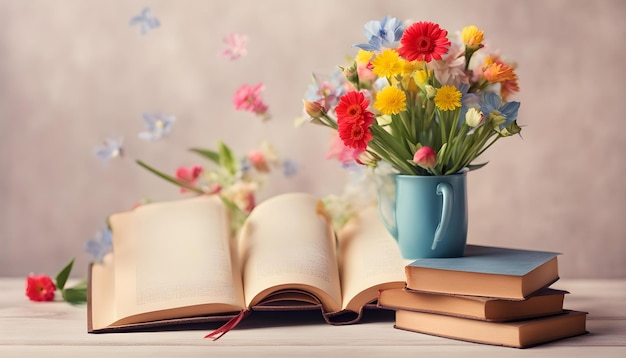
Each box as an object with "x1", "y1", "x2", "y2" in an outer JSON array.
[
  {"x1": 434, "y1": 85, "x2": 462, "y2": 111},
  {"x1": 372, "y1": 49, "x2": 403, "y2": 78},
  {"x1": 355, "y1": 49, "x2": 374, "y2": 65},
  {"x1": 374, "y1": 86, "x2": 407, "y2": 115}
]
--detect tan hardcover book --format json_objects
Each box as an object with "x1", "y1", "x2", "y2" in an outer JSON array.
[
  {"x1": 404, "y1": 245, "x2": 560, "y2": 300},
  {"x1": 87, "y1": 192, "x2": 406, "y2": 333},
  {"x1": 378, "y1": 287, "x2": 567, "y2": 321},
  {"x1": 395, "y1": 309, "x2": 588, "y2": 348}
]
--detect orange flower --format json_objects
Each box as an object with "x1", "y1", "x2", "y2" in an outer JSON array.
[
  {"x1": 483, "y1": 63, "x2": 517, "y2": 83},
  {"x1": 482, "y1": 61, "x2": 520, "y2": 100}
]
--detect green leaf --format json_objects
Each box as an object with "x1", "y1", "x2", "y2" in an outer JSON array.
[
  {"x1": 467, "y1": 162, "x2": 489, "y2": 171},
  {"x1": 189, "y1": 148, "x2": 220, "y2": 165},
  {"x1": 62, "y1": 287, "x2": 87, "y2": 305},
  {"x1": 136, "y1": 160, "x2": 205, "y2": 194},
  {"x1": 55, "y1": 258, "x2": 75, "y2": 290},
  {"x1": 217, "y1": 141, "x2": 238, "y2": 175},
  {"x1": 220, "y1": 197, "x2": 248, "y2": 237}
]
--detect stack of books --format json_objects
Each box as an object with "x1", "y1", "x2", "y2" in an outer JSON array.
[{"x1": 378, "y1": 245, "x2": 588, "y2": 348}]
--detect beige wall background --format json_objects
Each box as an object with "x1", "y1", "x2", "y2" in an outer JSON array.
[{"x1": 1, "y1": 0, "x2": 624, "y2": 279}]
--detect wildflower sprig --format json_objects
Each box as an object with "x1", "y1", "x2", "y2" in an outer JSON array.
[
  {"x1": 302, "y1": 17, "x2": 522, "y2": 176},
  {"x1": 137, "y1": 141, "x2": 296, "y2": 233}
]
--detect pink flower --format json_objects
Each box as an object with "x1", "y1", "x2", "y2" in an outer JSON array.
[
  {"x1": 25, "y1": 275, "x2": 56, "y2": 302},
  {"x1": 233, "y1": 83, "x2": 269, "y2": 119},
  {"x1": 326, "y1": 133, "x2": 364, "y2": 165},
  {"x1": 247, "y1": 150, "x2": 269, "y2": 172},
  {"x1": 175, "y1": 164, "x2": 203, "y2": 193},
  {"x1": 220, "y1": 33, "x2": 248, "y2": 61},
  {"x1": 413, "y1": 146, "x2": 436, "y2": 169},
  {"x1": 357, "y1": 62, "x2": 377, "y2": 82}
]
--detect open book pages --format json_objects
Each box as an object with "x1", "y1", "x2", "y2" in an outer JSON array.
[{"x1": 88, "y1": 192, "x2": 406, "y2": 332}]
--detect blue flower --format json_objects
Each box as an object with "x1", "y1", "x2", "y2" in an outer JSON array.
[
  {"x1": 282, "y1": 159, "x2": 299, "y2": 177},
  {"x1": 304, "y1": 70, "x2": 347, "y2": 109},
  {"x1": 129, "y1": 7, "x2": 160, "y2": 35},
  {"x1": 354, "y1": 16, "x2": 404, "y2": 51},
  {"x1": 95, "y1": 137, "x2": 123, "y2": 162},
  {"x1": 138, "y1": 112, "x2": 176, "y2": 141},
  {"x1": 458, "y1": 83, "x2": 480, "y2": 127},
  {"x1": 479, "y1": 92, "x2": 520, "y2": 129},
  {"x1": 85, "y1": 227, "x2": 113, "y2": 263}
]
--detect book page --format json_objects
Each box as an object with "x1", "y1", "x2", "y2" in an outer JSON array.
[
  {"x1": 89, "y1": 253, "x2": 116, "y2": 331},
  {"x1": 239, "y1": 193, "x2": 342, "y2": 313},
  {"x1": 337, "y1": 206, "x2": 407, "y2": 312},
  {"x1": 110, "y1": 195, "x2": 245, "y2": 324}
]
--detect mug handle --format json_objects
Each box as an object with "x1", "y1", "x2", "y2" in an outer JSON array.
[{"x1": 432, "y1": 182, "x2": 453, "y2": 250}]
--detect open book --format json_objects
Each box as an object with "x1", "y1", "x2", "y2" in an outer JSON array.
[{"x1": 88, "y1": 192, "x2": 407, "y2": 333}]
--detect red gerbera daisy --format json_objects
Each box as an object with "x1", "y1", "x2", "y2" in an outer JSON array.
[
  {"x1": 338, "y1": 120, "x2": 373, "y2": 150},
  {"x1": 397, "y1": 22, "x2": 451, "y2": 62},
  {"x1": 335, "y1": 91, "x2": 372, "y2": 123},
  {"x1": 335, "y1": 91, "x2": 375, "y2": 150}
]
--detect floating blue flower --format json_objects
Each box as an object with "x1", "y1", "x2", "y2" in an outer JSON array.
[
  {"x1": 95, "y1": 137, "x2": 123, "y2": 162},
  {"x1": 479, "y1": 92, "x2": 520, "y2": 129},
  {"x1": 138, "y1": 112, "x2": 176, "y2": 141},
  {"x1": 85, "y1": 227, "x2": 113, "y2": 263},
  {"x1": 282, "y1": 159, "x2": 299, "y2": 177},
  {"x1": 354, "y1": 16, "x2": 404, "y2": 51},
  {"x1": 129, "y1": 7, "x2": 160, "y2": 35}
]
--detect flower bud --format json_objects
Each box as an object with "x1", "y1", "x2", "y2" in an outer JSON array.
[
  {"x1": 303, "y1": 100, "x2": 325, "y2": 118},
  {"x1": 424, "y1": 85, "x2": 436, "y2": 99},
  {"x1": 487, "y1": 110, "x2": 506, "y2": 128},
  {"x1": 413, "y1": 146, "x2": 436, "y2": 169},
  {"x1": 461, "y1": 25, "x2": 484, "y2": 47},
  {"x1": 356, "y1": 150, "x2": 378, "y2": 166},
  {"x1": 499, "y1": 120, "x2": 522, "y2": 137},
  {"x1": 465, "y1": 107, "x2": 484, "y2": 127}
]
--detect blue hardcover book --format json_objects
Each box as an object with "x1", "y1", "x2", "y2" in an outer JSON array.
[{"x1": 405, "y1": 245, "x2": 560, "y2": 300}]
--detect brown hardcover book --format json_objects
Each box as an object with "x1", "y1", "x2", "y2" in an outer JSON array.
[
  {"x1": 87, "y1": 193, "x2": 406, "y2": 333},
  {"x1": 395, "y1": 309, "x2": 588, "y2": 348},
  {"x1": 378, "y1": 287, "x2": 567, "y2": 321},
  {"x1": 404, "y1": 245, "x2": 560, "y2": 300}
]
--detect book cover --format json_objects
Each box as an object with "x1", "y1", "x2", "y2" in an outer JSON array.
[
  {"x1": 395, "y1": 309, "x2": 588, "y2": 348},
  {"x1": 405, "y1": 245, "x2": 560, "y2": 299},
  {"x1": 378, "y1": 287, "x2": 567, "y2": 321}
]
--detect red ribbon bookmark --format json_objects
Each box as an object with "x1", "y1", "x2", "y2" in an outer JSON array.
[{"x1": 204, "y1": 310, "x2": 249, "y2": 340}]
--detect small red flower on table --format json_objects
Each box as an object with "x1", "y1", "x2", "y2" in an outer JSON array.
[{"x1": 25, "y1": 275, "x2": 56, "y2": 302}]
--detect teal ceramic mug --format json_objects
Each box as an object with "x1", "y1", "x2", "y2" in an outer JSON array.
[{"x1": 378, "y1": 172, "x2": 468, "y2": 259}]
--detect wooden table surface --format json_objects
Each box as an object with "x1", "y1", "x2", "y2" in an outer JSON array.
[{"x1": 1, "y1": 278, "x2": 625, "y2": 357}]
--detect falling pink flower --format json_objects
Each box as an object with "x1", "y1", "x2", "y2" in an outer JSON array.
[
  {"x1": 175, "y1": 164, "x2": 203, "y2": 193},
  {"x1": 220, "y1": 33, "x2": 248, "y2": 60},
  {"x1": 233, "y1": 83, "x2": 270, "y2": 120},
  {"x1": 247, "y1": 150, "x2": 269, "y2": 172}
]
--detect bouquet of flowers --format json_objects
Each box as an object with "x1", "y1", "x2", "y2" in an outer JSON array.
[{"x1": 302, "y1": 16, "x2": 522, "y2": 176}]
